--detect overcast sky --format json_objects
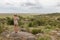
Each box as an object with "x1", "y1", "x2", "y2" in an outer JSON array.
[{"x1": 0, "y1": 0, "x2": 60, "y2": 13}]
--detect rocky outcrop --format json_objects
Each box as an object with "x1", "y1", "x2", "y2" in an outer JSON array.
[
  {"x1": 49, "y1": 30, "x2": 60, "y2": 40},
  {"x1": 1, "y1": 31, "x2": 36, "y2": 40}
]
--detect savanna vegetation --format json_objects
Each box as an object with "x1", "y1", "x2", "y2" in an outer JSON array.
[{"x1": 0, "y1": 13, "x2": 60, "y2": 40}]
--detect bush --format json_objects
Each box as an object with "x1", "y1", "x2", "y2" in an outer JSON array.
[
  {"x1": 28, "y1": 22, "x2": 33, "y2": 27},
  {"x1": 38, "y1": 36, "x2": 51, "y2": 40},
  {"x1": 28, "y1": 20, "x2": 39, "y2": 27},
  {"x1": 45, "y1": 25, "x2": 52, "y2": 29},
  {"x1": 31, "y1": 29, "x2": 43, "y2": 35},
  {"x1": 0, "y1": 25, "x2": 3, "y2": 33},
  {"x1": 0, "y1": 18, "x2": 6, "y2": 33},
  {"x1": 6, "y1": 17, "x2": 14, "y2": 25},
  {"x1": 18, "y1": 21, "x2": 24, "y2": 26}
]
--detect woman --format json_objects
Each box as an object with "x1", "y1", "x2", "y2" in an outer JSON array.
[{"x1": 13, "y1": 14, "x2": 19, "y2": 33}]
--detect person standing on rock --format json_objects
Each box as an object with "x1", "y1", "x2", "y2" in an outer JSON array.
[{"x1": 13, "y1": 14, "x2": 19, "y2": 33}]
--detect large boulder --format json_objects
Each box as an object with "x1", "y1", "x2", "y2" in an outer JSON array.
[{"x1": 2, "y1": 31, "x2": 36, "y2": 40}]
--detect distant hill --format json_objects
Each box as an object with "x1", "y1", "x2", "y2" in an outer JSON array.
[{"x1": 0, "y1": 13, "x2": 60, "y2": 18}]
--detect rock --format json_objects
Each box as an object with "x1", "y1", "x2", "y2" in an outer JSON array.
[
  {"x1": 49, "y1": 30, "x2": 60, "y2": 40},
  {"x1": 36, "y1": 33, "x2": 43, "y2": 38},
  {"x1": 1, "y1": 30, "x2": 10, "y2": 37},
  {"x1": 7, "y1": 32, "x2": 36, "y2": 40}
]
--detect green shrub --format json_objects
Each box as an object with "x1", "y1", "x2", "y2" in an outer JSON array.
[
  {"x1": 0, "y1": 18, "x2": 6, "y2": 33},
  {"x1": 28, "y1": 22, "x2": 33, "y2": 27},
  {"x1": 28, "y1": 20, "x2": 39, "y2": 27},
  {"x1": 31, "y1": 29, "x2": 43, "y2": 35},
  {"x1": 45, "y1": 25, "x2": 52, "y2": 29},
  {"x1": 18, "y1": 21, "x2": 24, "y2": 26},
  {"x1": 38, "y1": 36, "x2": 51, "y2": 40},
  {"x1": 6, "y1": 17, "x2": 14, "y2": 25},
  {"x1": 0, "y1": 25, "x2": 3, "y2": 33}
]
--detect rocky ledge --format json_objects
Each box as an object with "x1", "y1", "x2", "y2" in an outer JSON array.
[{"x1": 1, "y1": 31, "x2": 37, "y2": 40}]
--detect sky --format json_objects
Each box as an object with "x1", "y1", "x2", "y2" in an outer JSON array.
[{"x1": 0, "y1": 0, "x2": 60, "y2": 13}]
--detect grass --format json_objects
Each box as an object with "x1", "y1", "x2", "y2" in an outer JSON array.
[{"x1": 0, "y1": 13, "x2": 60, "y2": 40}]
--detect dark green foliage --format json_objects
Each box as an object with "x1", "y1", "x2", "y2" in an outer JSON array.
[
  {"x1": 6, "y1": 17, "x2": 14, "y2": 25},
  {"x1": 28, "y1": 22, "x2": 33, "y2": 27},
  {"x1": 36, "y1": 20, "x2": 41, "y2": 26},
  {"x1": 28, "y1": 21, "x2": 38, "y2": 27},
  {"x1": 57, "y1": 17, "x2": 60, "y2": 21},
  {"x1": 0, "y1": 24, "x2": 3, "y2": 33},
  {"x1": 30, "y1": 18, "x2": 35, "y2": 21},
  {"x1": 31, "y1": 29, "x2": 43, "y2": 34},
  {"x1": 18, "y1": 16, "x2": 23, "y2": 20}
]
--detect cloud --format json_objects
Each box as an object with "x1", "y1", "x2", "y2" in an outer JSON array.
[{"x1": 0, "y1": 0, "x2": 60, "y2": 13}]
